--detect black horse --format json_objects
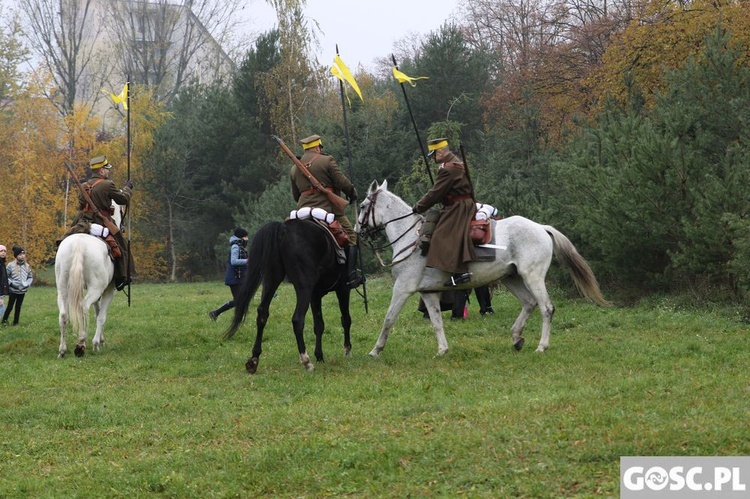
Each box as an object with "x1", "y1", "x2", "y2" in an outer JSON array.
[{"x1": 224, "y1": 219, "x2": 352, "y2": 373}]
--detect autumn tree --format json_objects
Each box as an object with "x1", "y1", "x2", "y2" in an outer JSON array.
[
  {"x1": 0, "y1": 72, "x2": 67, "y2": 266},
  {"x1": 18, "y1": 0, "x2": 113, "y2": 116},
  {"x1": 0, "y1": 8, "x2": 29, "y2": 106},
  {"x1": 104, "y1": 0, "x2": 245, "y2": 104},
  {"x1": 587, "y1": 0, "x2": 750, "y2": 112},
  {"x1": 258, "y1": 0, "x2": 320, "y2": 143},
  {"x1": 555, "y1": 25, "x2": 750, "y2": 292}
]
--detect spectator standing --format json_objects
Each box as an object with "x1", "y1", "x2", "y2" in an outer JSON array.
[
  {"x1": 3, "y1": 246, "x2": 33, "y2": 325},
  {"x1": 0, "y1": 245, "x2": 9, "y2": 320}
]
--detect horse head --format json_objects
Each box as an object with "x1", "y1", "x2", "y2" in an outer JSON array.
[{"x1": 357, "y1": 179, "x2": 416, "y2": 240}]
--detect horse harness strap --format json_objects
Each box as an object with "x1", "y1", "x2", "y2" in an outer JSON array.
[
  {"x1": 299, "y1": 154, "x2": 333, "y2": 195},
  {"x1": 82, "y1": 179, "x2": 115, "y2": 215}
]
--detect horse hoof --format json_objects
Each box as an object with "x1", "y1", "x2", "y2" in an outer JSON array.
[
  {"x1": 246, "y1": 357, "x2": 259, "y2": 374},
  {"x1": 436, "y1": 347, "x2": 449, "y2": 357},
  {"x1": 513, "y1": 338, "x2": 525, "y2": 351},
  {"x1": 304, "y1": 363, "x2": 315, "y2": 372},
  {"x1": 58, "y1": 352, "x2": 66, "y2": 359},
  {"x1": 344, "y1": 346, "x2": 352, "y2": 357},
  {"x1": 368, "y1": 349, "x2": 380, "y2": 358},
  {"x1": 535, "y1": 345, "x2": 548, "y2": 353},
  {"x1": 74, "y1": 345, "x2": 85, "y2": 357}
]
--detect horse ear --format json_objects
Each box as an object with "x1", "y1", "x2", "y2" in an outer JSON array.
[
  {"x1": 368, "y1": 179, "x2": 379, "y2": 193},
  {"x1": 381, "y1": 179, "x2": 388, "y2": 190}
]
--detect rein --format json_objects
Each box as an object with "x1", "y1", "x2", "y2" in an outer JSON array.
[{"x1": 359, "y1": 190, "x2": 422, "y2": 266}]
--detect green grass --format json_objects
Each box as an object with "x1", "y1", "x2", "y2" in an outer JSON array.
[{"x1": 0, "y1": 277, "x2": 748, "y2": 497}]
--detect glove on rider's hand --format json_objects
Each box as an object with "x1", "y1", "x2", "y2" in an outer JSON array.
[
  {"x1": 124, "y1": 180, "x2": 134, "y2": 189},
  {"x1": 412, "y1": 205, "x2": 419, "y2": 214},
  {"x1": 349, "y1": 188, "x2": 358, "y2": 204}
]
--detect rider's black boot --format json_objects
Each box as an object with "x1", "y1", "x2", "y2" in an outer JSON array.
[{"x1": 346, "y1": 245, "x2": 364, "y2": 289}]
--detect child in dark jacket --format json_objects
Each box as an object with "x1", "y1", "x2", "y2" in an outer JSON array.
[{"x1": 208, "y1": 227, "x2": 249, "y2": 321}]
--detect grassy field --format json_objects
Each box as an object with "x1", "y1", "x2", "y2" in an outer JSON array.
[{"x1": 0, "y1": 276, "x2": 748, "y2": 497}]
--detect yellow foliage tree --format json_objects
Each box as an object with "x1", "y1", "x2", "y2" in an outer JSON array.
[
  {"x1": 586, "y1": 0, "x2": 750, "y2": 113},
  {"x1": 0, "y1": 72, "x2": 66, "y2": 273}
]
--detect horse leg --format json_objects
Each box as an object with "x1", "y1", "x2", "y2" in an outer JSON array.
[
  {"x1": 57, "y1": 289, "x2": 69, "y2": 358},
  {"x1": 335, "y1": 286, "x2": 352, "y2": 356},
  {"x1": 502, "y1": 275, "x2": 539, "y2": 351},
  {"x1": 288, "y1": 286, "x2": 314, "y2": 372},
  {"x1": 421, "y1": 292, "x2": 449, "y2": 356},
  {"x1": 310, "y1": 294, "x2": 325, "y2": 362},
  {"x1": 92, "y1": 286, "x2": 116, "y2": 352},
  {"x1": 522, "y1": 277, "x2": 555, "y2": 352},
  {"x1": 369, "y1": 287, "x2": 413, "y2": 357},
  {"x1": 246, "y1": 280, "x2": 280, "y2": 374}
]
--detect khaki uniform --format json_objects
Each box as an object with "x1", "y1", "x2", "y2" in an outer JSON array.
[
  {"x1": 62, "y1": 171, "x2": 134, "y2": 281},
  {"x1": 414, "y1": 152, "x2": 476, "y2": 274},
  {"x1": 291, "y1": 150, "x2": 357, "y2": 244}
]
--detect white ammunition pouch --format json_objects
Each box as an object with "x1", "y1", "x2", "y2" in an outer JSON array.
[
  {"x1": 89, "y1": 223, "x2": 110, "y2": 238},
  {"x1": 289, "y1": 207, "x2": 336, "y2": 224}
]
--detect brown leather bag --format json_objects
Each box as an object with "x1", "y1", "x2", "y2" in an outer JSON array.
[
  {"x1": 328, "y1": 220, "x2": 351, "y2": 247},
  {"x1": 104, "y1": 234, "x2": 122, "y2": 259},
  {"x1": 470, "y1": 219, "x2": 491, "y2": 245}
]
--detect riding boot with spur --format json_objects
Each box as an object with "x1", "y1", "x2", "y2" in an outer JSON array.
[
  {"x1": 444, "y1": 272, "x2": 471, "y2": 287},
  {"x1": 346, "y1": 245, "x2": 364, "y2": 289}
]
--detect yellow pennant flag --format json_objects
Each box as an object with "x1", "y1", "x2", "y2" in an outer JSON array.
[
  {"x1": 392, "y1": 67, "x2": 429, "y2": 87},
  {"x1": 109, "y1": 83, "x2": 128, "y2": 110},
  {"x1": 331, "y1": 54, "x2": 363, "y2": 102}
]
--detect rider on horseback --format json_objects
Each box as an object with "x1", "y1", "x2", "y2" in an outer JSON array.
[
  {"x1": 291, "y1": 134, "x2": 363, "y2": 289},
  {"x1": 412, "y1": 138, "x2": 476, "y2": 287},
  {"x1": 61, "y1": 155, "x2": 134, "y2": 291}
]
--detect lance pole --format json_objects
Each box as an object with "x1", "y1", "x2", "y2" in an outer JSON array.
[
  {"x1": 336, "y1": 45, "x2": 368, "y2": 313},
  {"x1": 126, "y1": 78, "x2": 132, "y2": 304},
  {"x1": 392, "y1": 54, "x2": 433, "y2": 184}
]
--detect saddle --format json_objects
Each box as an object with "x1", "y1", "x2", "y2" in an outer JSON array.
[
  {"x1": 287, "y1": 208, "x2": 348, "y2": 263},
  {"x1": 90, "y1": 223, "x2": 122, "y2": 259}
]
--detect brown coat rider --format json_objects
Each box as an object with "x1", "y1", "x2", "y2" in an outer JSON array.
[
  {"x1": 62, "y1": 155, "x2": 134, "y2": 291},
  {"x1": 290, "y1": 134, "x2": 362, "y2": 288},
  {"x1": 413, "y1": 138, "x2": 476, "y2": 287}
]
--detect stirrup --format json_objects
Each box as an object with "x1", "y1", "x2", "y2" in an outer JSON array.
[
  {"x1": 115, "y1": 277, "x2": 131, "y2": 291},
  {"x1": 347, "y1": 270, "x2": 365, "y2": 289},
  {"x1": 444, "y1": 272, "x2": 471, "y2": 287}
]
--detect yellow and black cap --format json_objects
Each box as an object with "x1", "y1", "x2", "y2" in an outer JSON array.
[
  {"x1": 89, "y1": 155, "x2": 112, "y2": 169},
  {"x1": 427, "y1": 138, "x2": 448, "y2": 157},
  {"x1": 301, "y1": 134, "x2": 323, "y2": 150}
]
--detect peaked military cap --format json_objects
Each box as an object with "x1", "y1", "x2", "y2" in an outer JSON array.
[
  {"x1": 427, "y1": 138, "x2": 449, "y2": 156},
  {"x1": 301, "y1": 134, "x2": 323, "y2": 150},
  {"x1": 89, "y1": 155, "x2": 112, "y2": 169}
]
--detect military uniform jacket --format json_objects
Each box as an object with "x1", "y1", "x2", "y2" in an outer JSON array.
[
  {"x1": 414, "y1": 152, "x2": 476, "y2": 274},
  {"x1": 64, "y1": 172, "x2": 132, "y2": 238},
  {"x1": 291, "y1": 151, "x2": 355, "y2": 216},
  {"x1": 81, "y1": 172, "x2": 132, "y2": 214}
]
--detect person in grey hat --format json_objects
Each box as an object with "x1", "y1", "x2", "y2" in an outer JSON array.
[
  {"x1": 60, "y1": 155, "x2": 134, "y2": 291},
  {"x1": 209, "y1": 227, "x2": 249, "y2": 321}
]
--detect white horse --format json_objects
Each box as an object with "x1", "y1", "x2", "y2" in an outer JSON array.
[
  {"x1": 55, "y1": 203, "x2": 123, "y2": 358},
  {"x1": 356, "y1": 180, "x2": 610, "y2": 357}
]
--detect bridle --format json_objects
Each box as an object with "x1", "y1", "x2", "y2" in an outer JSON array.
[{"x1": 358, "y1": 189, "x2": 422, "y2": 266}]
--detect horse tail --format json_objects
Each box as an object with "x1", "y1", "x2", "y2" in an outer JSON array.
[
  {"x1": 67, "y1": 240, "x2": 88, "y2": 334},
  {"x1": 224, "y1": 221, "x2": 284, "y2": 339},
  {"x1": 544, "y1": 226, "x2": 611, "y2": 306}
]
